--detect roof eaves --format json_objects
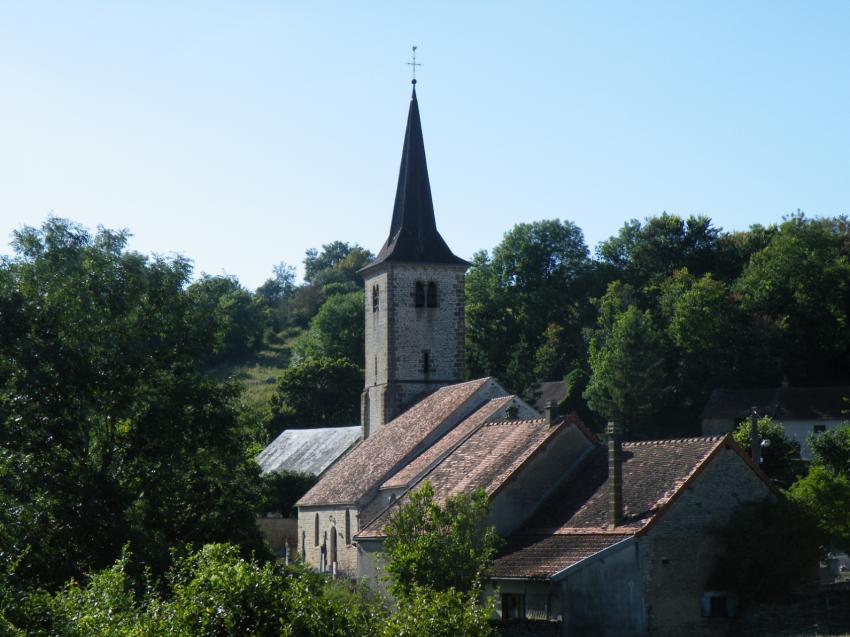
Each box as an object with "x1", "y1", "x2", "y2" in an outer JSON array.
[{"x1": 549, "y1": 535, "x2": 635, "y2": 582}]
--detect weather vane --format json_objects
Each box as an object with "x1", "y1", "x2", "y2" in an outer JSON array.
[{"x1": 407, "y1": 45, "x2": 421, "y2": 85}]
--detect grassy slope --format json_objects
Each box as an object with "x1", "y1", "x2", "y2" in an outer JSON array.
[{"x1": 209, "y1": 334, "x2": 296, "y2": 409}]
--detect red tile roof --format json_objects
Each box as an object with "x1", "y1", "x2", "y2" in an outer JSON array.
[
  {"x1": 491, "y1": 533, "x2": 632, "y2": 580},
  {"x1": 523, "y1": 436, "x2": 726, "y2": 533},
  {"x1": 296, "y1": 378, "x2": 492, "y2": 507},
  {"x1": 491, "y1": 436, "x2": 732, "y2": 580},
  {"x1": 357, "y1": 417, "x2": 567, "y2": 538},
  {"x1": 381, "y1": 396, "x2": 514, "y2": 490}
]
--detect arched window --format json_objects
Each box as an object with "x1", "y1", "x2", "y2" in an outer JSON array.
[
  {"x1": 414, "y1": 281, "x2": 425, "y2": 307},
  {"x1": 314, "y1": 513, "x2": 319, "y2": 546},
  {"x1": 426, "y1": 281, "x2": 438, "y2": 307},
  {"x1": 422, "y1": 350, "x2": 431, "y2": 374},
  {"x1": 330, "y1": 527, "x2": 338, "y2": 568},
  {"x1": 372, "y1": 284, "x2": 379, "y2": 312},
  {"x1": 345, "y1": 509, "x2": 351, "y2": 545},
  {"x1": 301, "y1": 530, "x2": 306, "y2": 560}
]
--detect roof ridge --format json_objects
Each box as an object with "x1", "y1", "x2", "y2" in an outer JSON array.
[
  {"x1": 623, "y1": 435, "x2": 724, "y2": 447},
  {"x1": 484, "y1": 417, "x2": 546, "y2": 427}
]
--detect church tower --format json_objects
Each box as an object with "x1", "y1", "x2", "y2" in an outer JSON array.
[{"x1": 360, "y1": 86, "x2": 469, "y2": 437}]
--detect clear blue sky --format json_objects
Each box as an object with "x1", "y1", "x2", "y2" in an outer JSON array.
[{"x1": 2, "y1": 2, "x2": 848, "y2": 288}]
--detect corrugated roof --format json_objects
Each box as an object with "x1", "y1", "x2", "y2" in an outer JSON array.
[
  {"x1": 296, "y1": 378, "x2": 496, "y2": 507},
  {"x1": 256, "y1": 426, "x2": 361, "y2": 477}
]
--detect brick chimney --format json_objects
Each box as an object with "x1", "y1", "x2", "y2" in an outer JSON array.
[{"x1": 608, "y1": 421, "x2": 624, "y2": 527}]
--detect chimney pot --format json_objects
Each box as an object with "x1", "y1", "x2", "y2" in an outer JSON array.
[{"x1": 545, "y1": 400, "x2": 557, "y2": 426}]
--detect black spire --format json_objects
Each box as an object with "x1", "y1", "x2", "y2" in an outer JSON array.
[{"x1": 368, "y1": 87, "x2": 468, "y2": 269}]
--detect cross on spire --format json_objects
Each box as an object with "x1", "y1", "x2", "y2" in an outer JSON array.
[{"x1": 407, "y1": 45, "x2": 421, "y2": 85}]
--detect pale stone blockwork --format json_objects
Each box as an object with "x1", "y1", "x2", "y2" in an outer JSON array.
[
  {"x1": 297, "y1": 506, "x2": 360, "y2": 576},
  {"x1": 361, "y1": 262, "x2": 467, "y2": 436}
]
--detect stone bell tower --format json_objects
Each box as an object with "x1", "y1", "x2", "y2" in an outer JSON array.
[{"x1": 359, "y1": 84, "x2": 469, "y2": 438}]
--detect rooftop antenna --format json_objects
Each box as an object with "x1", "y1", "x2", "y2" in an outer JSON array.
[{"x1": 407, "y1": 45, "x2": 421, "y2": 85}]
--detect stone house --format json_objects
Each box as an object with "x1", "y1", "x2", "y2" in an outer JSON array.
[
  {"x1": 701, "y1": 386, "x2": 850, "y2": 459},
  {"x1": 293, "y1": 82, "x2": 778, "y2": 635}
]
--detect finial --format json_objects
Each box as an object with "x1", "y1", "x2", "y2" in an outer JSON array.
[{"x1": 407, "y1": 45, "x2": 421, "y2": 85}]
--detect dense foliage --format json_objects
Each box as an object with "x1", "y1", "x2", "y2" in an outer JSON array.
[
  {"x1": 0, "y1": 219, "x2": 265, "y2": 592},
  {"x1": 709, "y1": 499, "x2": 824, "y2": 602},
  {"x1": 383, "y1": 481, "x2": 501, "y2": 598},
  {"x1": 468, "y1": 212, "x2": 850, "y2": 438},
  {"x1": 732, "y1": 417, "x2": 801, "y2": 487}
]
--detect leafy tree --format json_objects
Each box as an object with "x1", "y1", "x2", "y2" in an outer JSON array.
[
  {"x1": 268, "y1": 357, "x2": 362, "y2": 431},
  {"x1": 809, "y1": 423, "x2": 850, "y2": 476},
  {"x1": 584, "y1": 286, "x2": 669, "y2": 437},
  {"x1": 465, "y1": 220, "x2": 593, "y2": 394},
  {"x1": 709, "y1": 498, "x2": 823, "y2": 602},
  {"x1": 0, "y1": 219, "x2": 264, "y2": 589},
  {"x1": 379, "y1": 585, "x2": 493, "y2": 637},
  {"x1": 258, "y1": 470, "x2": 319, "y2": 517},
  {"x1": 293, "y1": 290, "x2": 364, "y2": 367},
  {"x1": 382, "y1": 481, "x2": 501, "y2": 598},
  {"x1": 303, "y1": 241, "x2": 373, "y2": 289},
  {"x1": 187, "y1": 275, "x2": 265, "y2": 363},
  {"x1": 788, "y1": 466, "x2": 850, "y2": 553},
  {"x1": 736, "y1": 214, "x2": 850, "y2": 384},
  {"x1": 597, "y1": 214, "x2": 724, "y2": 290},
  {"x1": 256, "y1": 262, "x2": 297, "y2": 331},
  {"x1": 732, "y1": 417, "x2": 800, "y2": 488}
]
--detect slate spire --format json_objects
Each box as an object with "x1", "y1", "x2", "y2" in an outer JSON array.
[{"x1": 370, "y1": 87, "x2": 468, "y2": 268}]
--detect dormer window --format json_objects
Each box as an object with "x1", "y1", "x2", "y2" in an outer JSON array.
[
  {"x1": 426, "y1": 281, "x2": 438, "y2": 307},
  {"x1": 372, "y1": 284, "x2": 380, "y2": 312},
  {"x1": 414, "y1": 281, "x2": 425, "y2": 307}
]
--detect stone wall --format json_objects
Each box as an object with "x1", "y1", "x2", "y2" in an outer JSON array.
[
  {"x1": 297, "y1": 506, "x2": 360, "y2": 576},
  {"x1": 639, "y1": 445, "x2": 773, "y2": 637},
  {"x1": 361, "y1": 262, "x2": 466, "y2": 435}
]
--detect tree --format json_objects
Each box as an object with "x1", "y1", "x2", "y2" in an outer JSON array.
[
  {"x1": 268, "y1": 357, "x2": 362, "y2": 431},
  {"x1": 788, "y1": 466, "x2": 850, "y2": 553},
  {"x1": 809, "y1": 423, "x2": 850, "y2": 476},
  {"x1": 0, "y1": 219, "x2": 265, "y2": 589},
  {"x1": 709, "y1": 499, "x2": 823, "y2": 602},
  {"x1": 293, "y1": 290, "x2": 365, "y2": 367},
  {"x1": 258, "y1": 470, "x2": 319, "y2": 517},
  {"x1": 379, "y1": 585, "x2": 493, "y2": 637},
  {"x1": 303, "y1": 241, "x2": 373, "y2": 288},
  {"x1": 584, "y1": 285, "x2": 669, "y2": 437},
  {"x1": 736, "y1": 214, "x2": 850, "y2": 384},
  {"x1": 187, "y1": 275, "x2": 265, "y2": 363},
  {"x1": 732, "y1": 417, "x2": 800, "y2": 488},
  {"x1": 382, "y1": 481, "x2": 501, "y2": 598},
  {"x1": 465, "y1": 220, "x2": 593, "y2": 394},
  {"x1": 597, "y1": 214, "x2": 724, "y2": 290}
]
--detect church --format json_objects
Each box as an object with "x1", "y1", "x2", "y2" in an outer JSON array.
[{"x1": 290, "y1": 83, "x2": 776, "y2": 637}]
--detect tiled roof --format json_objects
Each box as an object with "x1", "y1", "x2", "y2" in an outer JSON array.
[
  {"x1": 255, "y1": 426, "x2": 361, "y2": 477},
  {"x1": 491, "y1": 533, "x2": 631, "y2": 579},
  {"x1": 491, "y1": 436, "x2": 729, "y2": 580},
  {"x1": 380, "y1": 396, "x2": 514, "y2": 490},
  {"x1": 532, "y1": 381, "x2": 567, "y2": 413},
  {"x1": 522, "y1": 436, "x2": 726, "y2": 533},
  {"x1": 357, "y1": 417, "x2": 567, "y2": 538},
  {"x1": 296, "y1": 378, "x2": 492, "y2": 507},
  {"x1": 701, "y1": 386, "x2": 850, "y2": 421}
]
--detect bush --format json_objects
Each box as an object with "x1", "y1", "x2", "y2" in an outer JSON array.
[{"x1": 379, "y1": 585, "x2": 493, "y2": 637}]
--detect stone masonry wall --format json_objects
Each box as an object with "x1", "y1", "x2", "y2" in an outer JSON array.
[
  {"x1": 297, "y1": 506, "x2": 360, "y2": 576},
  {"x1": 361, "y1": 263, "x2": 466, "y2": 435},
  {"x1": 639, "y1": 446, "x2": 772, "y2": 637}
]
